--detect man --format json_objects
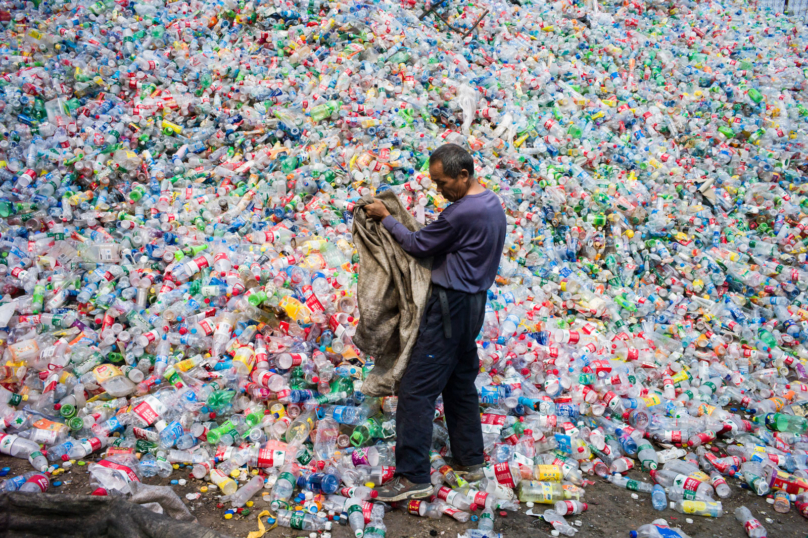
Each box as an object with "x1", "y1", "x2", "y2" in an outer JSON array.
[{"x1": 363, "y1": 144, "x2": 507, "y2": 501}]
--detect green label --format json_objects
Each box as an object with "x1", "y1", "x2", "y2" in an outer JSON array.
[
  {"x1": 365, "y1": 526, "x2": 386, "y2": 538},
  {"x1": 289, "y1": 511, "x2": 305, "y2": 530},
  {"x1": 347, "y1": 504, "x2": 362, "y2": 515}
]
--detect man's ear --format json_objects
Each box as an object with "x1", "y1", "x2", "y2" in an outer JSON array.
[{"x1": 459, "y1": 169, "x2": 471, "y2": 183}]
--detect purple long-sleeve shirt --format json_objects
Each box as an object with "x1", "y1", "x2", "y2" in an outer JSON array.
[{"x1": 382, "y1": 189, "x2": 506, "y2": 294}]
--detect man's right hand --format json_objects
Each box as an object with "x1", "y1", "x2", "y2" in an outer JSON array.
[{"x1": 364, "y1": 199, "x2": 391, "y2": 221}]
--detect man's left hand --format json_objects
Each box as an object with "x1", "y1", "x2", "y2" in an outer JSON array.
[{"x1": 363, "y1": 199, "x2": 391, "y2": 221}]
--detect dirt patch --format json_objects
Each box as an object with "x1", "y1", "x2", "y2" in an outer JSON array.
[{"x1": 1, "y1": 456, "x2": 805, "y2": 538}]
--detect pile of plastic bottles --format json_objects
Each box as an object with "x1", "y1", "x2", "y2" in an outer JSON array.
[{"x1": 0, "y1": 0, "x2": 808, "y2": 535}]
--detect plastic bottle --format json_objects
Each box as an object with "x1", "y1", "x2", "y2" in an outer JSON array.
[
  {"x1": 651, "y1": 485, "x2": 667, "y2": 511},
  {"x1": 669, "y1": 500, "x2": 723, "y2": 518},
  {"x1": 630, "y1": 520, "x2": 692, "y2": 538},
  {"x1": 735, "y1": 506, "x2": 767, "y2": 538},
  {"x1": 18, "y1": 474, "x2": 50, "y2": 493},
  {"x1": 225, "y1": 475, "x2": 264, "y2": 508},
  {"x1": 271, "y1": 510, "x2": 326, "y2": 531}
]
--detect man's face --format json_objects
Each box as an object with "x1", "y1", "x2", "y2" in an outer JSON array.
[{"x1": 428, "y1": 160, "x2": 470, "y2": 203}]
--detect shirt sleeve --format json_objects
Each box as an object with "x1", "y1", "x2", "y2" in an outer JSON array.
[{"x1": 382, "y1": 214, "x2": 459, "y2": 259}]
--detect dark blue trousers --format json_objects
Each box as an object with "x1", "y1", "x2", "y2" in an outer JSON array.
[{"x1": 394, "y1": 286, "x2": 486, "y2": 483}]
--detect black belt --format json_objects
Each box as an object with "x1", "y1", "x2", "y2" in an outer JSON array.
[{"x1": 434, "y1": 285, "x2": 452, "y2": 339}]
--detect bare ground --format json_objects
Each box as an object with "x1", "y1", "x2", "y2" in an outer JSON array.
[{"x1": 1, "y1": 455, "x2": 807, "y2": 538}]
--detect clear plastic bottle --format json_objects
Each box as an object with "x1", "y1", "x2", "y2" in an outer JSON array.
[
  {"x1": 669, "y1": 500, "x2": 723, "y2": 518},
  {"x1": 226, "y1": 475, "x2": 265, "y2": 508},
  {"x1": 271, "y1": 509, "x2": 326, "y2": 531},
  {"x1": 734, "y1": 506, "x2": 767, "y2": 538},
  {"x1": 651, "y1": 485, "x2": 667, "y2": 511}
]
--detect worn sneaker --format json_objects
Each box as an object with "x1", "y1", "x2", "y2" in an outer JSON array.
[
  {"x1": 374, "y1": 476, "x2": 433, "y2": 502},
  {"x1": 454, "y1": 463, "x2": 485, "y2": 482}
]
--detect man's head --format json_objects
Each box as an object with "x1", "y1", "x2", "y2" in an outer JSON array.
[{"x1": 429, "y1": 144, "x2": 476, "y2": 202}]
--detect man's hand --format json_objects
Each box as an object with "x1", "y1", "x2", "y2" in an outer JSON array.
[{"x1": 363, "y1": 199, "x2": 391, "y2": 221}]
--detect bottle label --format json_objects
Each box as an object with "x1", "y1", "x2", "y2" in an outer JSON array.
[
  {"x1": 673, "y1": 476, "x2": 701, "y2": 499},
  {"x1": 93, "y1": 364, "x2": 123, "y2": 385},
  {"x1": 535, "y1": 482, "x2": 556, "y2": 503},
  {"x1": 512, "y1": 452, "x2": 533, "y2": 467},
  {"x1": 535, "y1": 465, "x2": 562, "y2": 481},
  {"x1": 493, "y1": 462, "x2": 516, "y2": 488},
  {"x1": 347, "y1": 503, "x2": 363, "y2": 515},
  {"x1": 470, "y1": 489, "x2": 488, "y2": 506},
  {"x1": 133, "y1": 396, "x2": 166, "y2": 426},
  {"x1": 331, "y1": 406, "x2": 347, "y2": 423},
  {"x1": 33, "y1": 418, "x2": 67, "y2": 432},
  {"x1": 654, "y1": 526, "x2": 683, "y2": 538},
  {"x1": 25, "y1": 474, "x2": 50, "y2": 492},
  {"x1": 289, "y1": 511, "x2": 305, "y2": 530},
  {"x1": 96, "y1": 459, "x2": 140, "y2": 483},
  {"x1": 380, "y1": 466, "x2": 395, "y2": 484},
  {"x1": 480, "y1": 415, "x2": 506, "y2": 434},
  {"x1": 441, "y1": 505, "x2": 460, "y2": 517},
  {"x1": 769, "y1": 468, "x2": 808, "y2": 494},
  {"x1": 437, "y1": 486, "x2": 457, "y2": 503},
  {"x1": 745, "y1": 520, "x2": 762, "y2": 532},
  {"x1": 681, "y1": 500, "x2": 707, "y2": 514},
  {"x1": 365, "y1": 526, "x2": 385, "y2": 538},
  {"x1": 406, "y1": 499, "x2": 423, "y2": 516},
  {"x1": 258, "y1": 448, "x2": 286, "y2": 468}
]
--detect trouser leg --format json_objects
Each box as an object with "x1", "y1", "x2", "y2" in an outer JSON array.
[
  {"x1": 443, "y1": 291, "x2": 486, "y2": 466},
  {"x1": 395, "y1": 291, "x2": 457, "y2": 483}
]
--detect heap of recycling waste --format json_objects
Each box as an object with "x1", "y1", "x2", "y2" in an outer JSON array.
[{"x1": 0, "y1": 0, "x2": 807, "y2": 535}]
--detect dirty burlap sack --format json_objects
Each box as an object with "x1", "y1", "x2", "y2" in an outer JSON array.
[{"x1": 352, "y1": 189, "x2": 432, "y2": 397}]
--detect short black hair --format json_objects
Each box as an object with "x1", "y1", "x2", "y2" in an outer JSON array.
[{"x1": 429, "y1": 144, "x2": 474, "y2": 179}]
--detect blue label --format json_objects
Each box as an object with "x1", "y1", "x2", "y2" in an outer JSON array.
[
  {"x1": 556, "y1": 403, "x2": 579, "y2": 420},
  {"x1": 332, "y1": 407, "x2": 347, "y2": 422},
  {"x1": 655, "y1": 526, "x2": 683, "y2": 538},
  {"x1": 554, "y1": 433, "x2": 572, "y2": 454},
  {"x1": 107, "y1": 416, "x2": 124, "y2": 433}
]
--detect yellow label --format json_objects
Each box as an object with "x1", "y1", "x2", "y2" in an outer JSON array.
[
  {"x1": 93, "y1": 364, "x2": 123, "y2": 384},
  {"x1": 233, "y1": 347, "x2": 255, "y2": 373},
  {"x1": 671, "y1": 370, "x2": 690, "y2": 384},
  {"x1": 175, "y1": 356, "x2": 200, "y2": 373},
  {"x1": 642, "y1": 394, "x2": 662, "y2": 407},
  {"x1": 279, "y1": 296, "x2": 311, "y2": 323},
  {"x1": 690, "y1": 471, "x2": 710, "y2": 483},
  {"x1": 698, "y1": 403, "x2": 716, "y2": 416},
  {"x1": 682, "y1": 500, "x2": 706, "y2": 514},
  {"x1": 535, "y1": 465, "x2": 563, "y2": 482},
  {"x1": 537, "y1": 483, "x2": 556, "y2": 503}
]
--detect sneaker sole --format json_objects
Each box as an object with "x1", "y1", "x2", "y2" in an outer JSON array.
[{"x1": 377, "y1": 485, "x2": 433, "y2": 503}]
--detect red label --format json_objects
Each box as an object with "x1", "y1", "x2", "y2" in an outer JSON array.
[
  {"x1": 472, "y1": 490, "x2": 488, "y2": 505},
  {"x1": 197, "y1": 319, "x2": 215, "y2": 336},
  {"x1": 481, "y1": 414, "x2": 507, "y2": 425},
  {"x1": 133, "y1": 401, "x2": 159, "y2": 425},
  {"x1": 682, "y1": 477, "x2": 700, "y2": 492},
  {"x1": 26, "y1": 474, "x2": 50, "y2": 492},
  {"x1": 406, "y1": 500, "x2": 423, "y2": 516},
  {"x1": 493, "y1": 463, "x2": 516, "y2": 488},
  {"x1": 380, "y1": 466, "x2": 395, "y2": 484},
  {"x1": 257, "y1": 448, "x2": 274, "y2": 468},
  {"x1": 96, "y1": 459, "x2": 140, "y2": 483}
]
